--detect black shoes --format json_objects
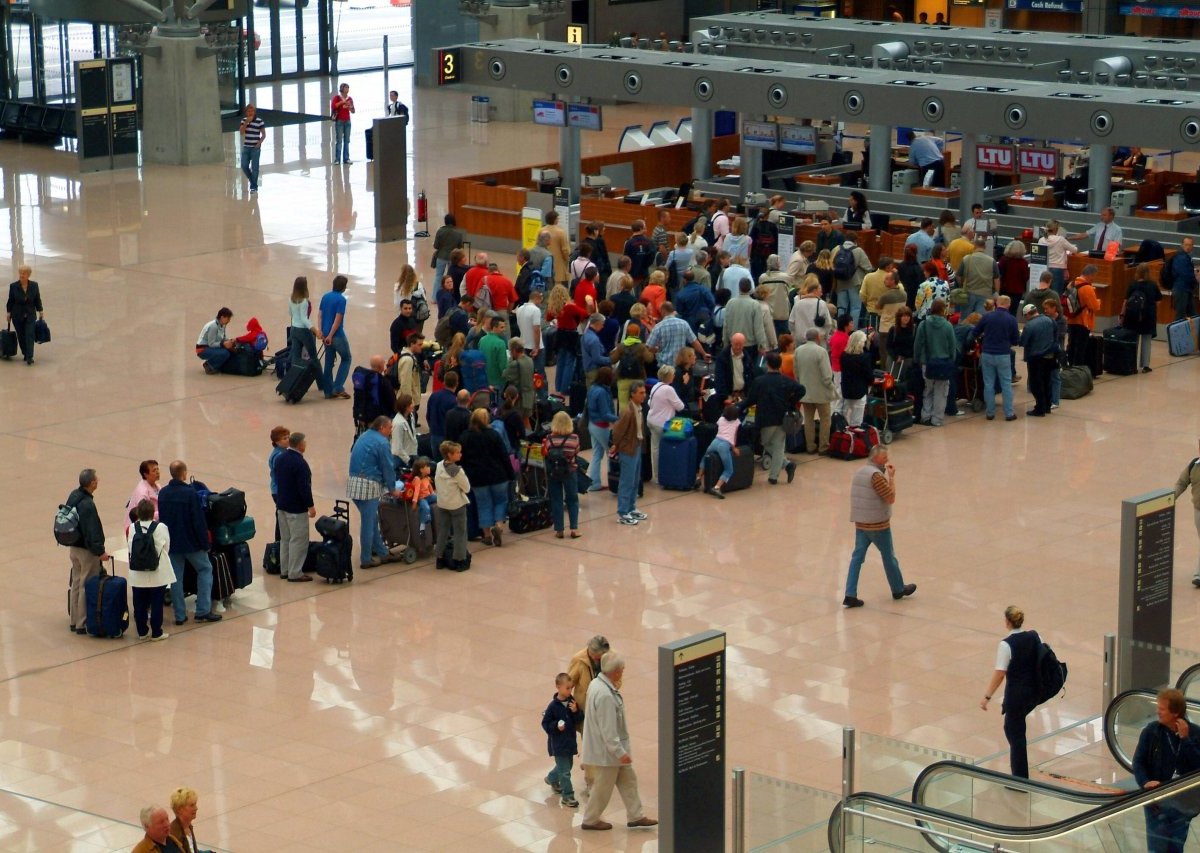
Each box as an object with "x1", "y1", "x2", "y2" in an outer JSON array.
[
  {"x1": 786, "y1": 461, "x2": 796, "y2": 484},
  {"x1": 892, "y1": 584, "x2": 917, "y2": 600},
  {"x1": 1025, "y1": 409, "x2": 1046, "y2": 417},
  {"x1": 842, "y1": 596, "x2": 864, "y2": 608},
  {"x1": 1005, "y1": 414, "x2": 1018, "y2": 422},
  {"x1": 196, "y1": 612, "x2": 223, "y2": 622},
  {"x1": 174, "y1": 617, "x2": 189, "y2": 627}
]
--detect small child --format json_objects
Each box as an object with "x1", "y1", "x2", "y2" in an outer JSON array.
[
  {"x1": 408, "y1": 457, "x2": 436, "y2": 533},
  {"x1": 433, "y1": 441, "x2": 471, "y2": 571},
  {"x1": 436, "y1": 274, "x2": 458, "y2": 319},
  {"x1": 697, "y1": 404, "x2": 742, "y2": 499},
  {"x1": 540, "y1": 673, "x2": 581, "y2": 808}
]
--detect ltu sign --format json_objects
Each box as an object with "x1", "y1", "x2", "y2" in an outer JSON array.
[
  {"x1": 976, "y1": 144, "x2": 1015, "y2": 173},
  {"x1": 1019, "y1": 147, "x2": 1059, "y2": 177}
]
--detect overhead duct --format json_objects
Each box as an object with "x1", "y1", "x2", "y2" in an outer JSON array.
[
  {"x1": 1094, "y1": 56, "x2": 1133, "y2": 78},
  {"x1": 872, "y1": 41, "x2": 910, "y2": 64}
]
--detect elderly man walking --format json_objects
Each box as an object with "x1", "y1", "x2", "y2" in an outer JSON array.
[
  {"x1": 842, "y1": 444, "x2": 916, "y2": 608},
  {"x1": 580, "y1": 652, "x2": 659, "y2": 832}
]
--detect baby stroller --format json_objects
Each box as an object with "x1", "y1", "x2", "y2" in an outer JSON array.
[
  {"x1": 958, "y1": 340, "x2": 986, "y2": 413},
  {"x1": 863, "y1": 358, "x2": 916, "y2": 444},
  {"x1": 378, "y1": 473, "x2": 432, "y2": 564}
]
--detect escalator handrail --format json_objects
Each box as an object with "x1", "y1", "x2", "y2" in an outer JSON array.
[
  {"x1": 1100, "y1": 687, "x2": 1200, "y2": 773},
  {"x1": 1176, "y1": 662, "x2": 1200, "y2": 694},
  {"x1": 827, "y1": 764, "x2": 1200, "y2": 851},
  {"x1": 913, "y1": 759, "x2": 1123, "y2": 808}
]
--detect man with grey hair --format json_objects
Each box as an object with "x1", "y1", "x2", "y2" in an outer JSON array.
[
  {"x1": 61, "y1": 468, "x2": 108, "y2": 634},
  {"x1": 793, "y1": 328, "x2": 836, "y2": 455},
  {"x1": 759, "y1": 253, "x2": 792, "y2": 334},
  {"x1": 581, "y1": 651, "x2": 658, "y2": 831},
  {"x1": 842, "y1": 443, "x2": 916, "y2": 608},
  {"x1": 275, "y1": 433, "x2": 316, "y2": 583},
  {"x1": 957, "y1": 236, "x2": 1000, "y2": 318},
  {"x1": 133, "y1": 805, "x2": 176, "y2": 853},
  {"x1": 723, "y1": 278, "x2": 770, "y2": 364}
]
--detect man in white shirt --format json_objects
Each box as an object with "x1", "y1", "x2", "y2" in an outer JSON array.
[
  {"x1": 712, "y1": 199, "x2": 731, "y2": 250},
  {"x1": 1069, "y1": 207, "x2": 1124, "y2": 253},
  {"x1": 964, "y1": 203, "x2": 993, "y2": 239},
  {"x1": 606, "y1": 256, "x2": 631, "y2": 299},
  {"x1": 514, "y1": 289, "x2": 546, "y2": 396},
  {"x1": 716, "y1": 251, "x2": 752, "y2": 294}
]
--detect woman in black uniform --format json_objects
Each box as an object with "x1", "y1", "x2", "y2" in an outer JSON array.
[{"x1": 980, "y1": 605, "x2": 1040, "y2": 778}]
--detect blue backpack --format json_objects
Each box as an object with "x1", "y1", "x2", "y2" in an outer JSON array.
[{"x1": 459, "y1": 350, "x2": 489, "y2": 393}]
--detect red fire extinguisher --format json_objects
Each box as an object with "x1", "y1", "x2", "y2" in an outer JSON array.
[{"x1": 415, "y1": 190, "x2": 429, "y2": 237}]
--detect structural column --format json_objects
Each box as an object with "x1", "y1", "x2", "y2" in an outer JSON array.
[
  {"x1": 958, "y1": 132, "x2": 979, "y2": 222},
  {"x1": 559, "y1": 123, "x2": 582, "y2": 213},
  {"x1": 739, "y1": 129, "x2": 763, "y2": 201},
  {"x1": 1089, "y1": 144, "x2": 1112, "y2": 214},
  {"x1": 692, "y1": 108, "x2": 714, "y2": 181},
  {"x1": 868, "y1": 124, "x2": 891, "y2": 192}
]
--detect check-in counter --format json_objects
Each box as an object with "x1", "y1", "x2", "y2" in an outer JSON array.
[
  {"x1": 577, "y1": 199, "x2": 697, "y2": 251},
  {"x1": 1067, "y1": 249, "x2": 1165, "y2": 319}
]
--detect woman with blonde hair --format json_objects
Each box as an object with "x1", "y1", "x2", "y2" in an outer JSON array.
[
  {"x1": 686, "y1": 216, "x2": 709, "y2": 251},
  {"x1": 393, "y1": 263, "x2": 428, "y2": 317},
  {"x1": 168, "y1": 787, "x2": 207, "y2": 853},
  {"x1": 811, "y1": 248, "x2": 835, "y2": 299},
  {"x1": 723, "y1": 216, "x2": 752, "y2": 265},
  {"x1": 839, "y1": 330, "x2": 873, "y2": 427},
  {"x1": 980, "y1": 605, "x2": 1041, "y2": 779},
  {"x1": 1038, "y1": 220, "x2": 1077, "y2": 295},
  {"x1": 546, "y1": 283, "x2": 570, "y2": 321},
  {"x1": 542, "y1": 410, "x2": 582, "y2": 538}
]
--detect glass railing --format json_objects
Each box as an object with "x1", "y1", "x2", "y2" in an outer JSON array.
[{"x1": 747, "y1": 772, "x2": 841, "y2": 852}]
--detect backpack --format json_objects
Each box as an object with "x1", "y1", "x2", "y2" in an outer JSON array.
[
  {"x1": 434, "y1": 312, "x2": 455, "y2": 348},
  {"x1": 1124, "y1": 288, "x2": 1149, "y2": 326},
  {"x1": 1034, "y1": 636, "x2": 1069, "y2": 705},
  {"x1": 617, "y1": 345, "x2": 643, "y2": 379},
  {"x1": 409, "y1": 291, "x2": 431, "y2": 323},
  {"x1": 1064, "y1": 279, "x2": 1083, "y2": 317},
  {"x1": 833, "y1": 246, "x2": 857, "y2": 281},
  {"x1": 128, "y1": 521, "x2": 160, "y2": 571},
  {"x1": 751, "y1": 219, "x2": 778, "y2": 258},
  {"x1": 473, "y1": 280, "x2": 492, "y2": 312},
  {"x1": 53, "y1": 500, "x2": 82, "y2": 546},
  {"x1": 352, "y1": 366, "x2": 384, "y2": 422},
  {"x1": 704, "y1": 212, "x2": 724, "y2": 246},
  {"x1": 1161, "y1": 253, "x2": 1178, "y2": 292},
  {"x1": 544, "y1": 435, "x2": 573, "y2": 482}
]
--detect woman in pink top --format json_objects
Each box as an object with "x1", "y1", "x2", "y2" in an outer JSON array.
[
  {"x1": 1038, "y1": 220, "x2": 1078, "y2": 296},
  {"x1": 646, "y1": 365, "x2": 685, "y2": 486},
  {"x1": 125, "y1": 459, "x2": 161, "y2": 533},
  {"x1": 828, "y1": 314, "x2": 854, "y2": 415},
  {"x1": 696, "y1": 404, "x2": 742, "y2": 499}
]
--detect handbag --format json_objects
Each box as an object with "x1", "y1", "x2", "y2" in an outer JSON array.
[
  {"x1": 781, "y1": 409, "x2": 802, "y2": 436},
  {"x1": 34, "y1": 319, "x2": 51, "y2": 344}
]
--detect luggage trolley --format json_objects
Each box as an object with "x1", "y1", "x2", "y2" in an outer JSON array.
[
  {"x1": 378, "y1": 474, "x2": 433, "y2": 564},
  {"x1": 863, "y1": 358, "x2": 916, "y2": 444},
  {"x1": 957, "y1": 340, "x2": 986, "y2": 413}
]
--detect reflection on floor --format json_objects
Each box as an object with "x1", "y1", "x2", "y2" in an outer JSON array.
[{"x1": 0, "y1": 67, "x2": 1198, "y2": 851}]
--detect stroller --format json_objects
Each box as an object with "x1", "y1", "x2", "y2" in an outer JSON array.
[
  {"x1": 863, "y1": 357, "x2": 916, "y2": 444},
  {"x1": 378, "y1": 472, "x2": 433, "y2": 564}
]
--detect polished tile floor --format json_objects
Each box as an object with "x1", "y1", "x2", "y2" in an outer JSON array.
[{"x1": 1, "y1": 67, "x2": 1200, "y2": 851}]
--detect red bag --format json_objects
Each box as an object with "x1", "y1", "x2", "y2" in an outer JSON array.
[{"x1": 828, "y1": 425, "x2": 881, "y2": 460}]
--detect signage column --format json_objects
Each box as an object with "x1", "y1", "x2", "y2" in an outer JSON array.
[
  {"x1": 776, "y1": 214, "x2": 796, "y2": 262},
  {"x1": 1118, "y1": 488, "x2": 1176, "y2": 692},
  {"x1": 659, "y1": 630, "x2": 726, "y2": 853},
  {"x1": 553, "y1": 186, "x2": 573, "y2": 243}
]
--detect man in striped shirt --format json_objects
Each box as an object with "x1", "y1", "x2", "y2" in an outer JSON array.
[
  {"x1": 842, "y1": 444, "x2": 916, "y2": 608},
  {"x1": 239, "y1": 104, "x2": 266, "y2": 194}
]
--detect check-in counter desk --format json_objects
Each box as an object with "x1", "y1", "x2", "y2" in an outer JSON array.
[
  {"x1": 1067, "y1": 248, "x2": 1169, "y2": 320},
  {"x1": 789, "y1": 222, "x2": 882, "y2": 266},
  {"x1": 448, "y1": 136, "x2": 740, "y2": 245},
  {"x1": 577, "y1": 199, "x2": 698, "y2": 251}
]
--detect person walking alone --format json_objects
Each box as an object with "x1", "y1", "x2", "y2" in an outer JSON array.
[
  {"x1": 842, "y1": 444, "x2": 916, "y2": 607},
  {"x1": 979, "y1": 606, "x2": 1040, "y2": 778}
]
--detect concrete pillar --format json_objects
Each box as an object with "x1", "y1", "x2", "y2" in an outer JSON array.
[
  {"x1": 1089, "y1": 144, "x2": 1112, "y2": 213},
  {"x1": 692, "y1": 108, "x2": 714, "y2": 181},
  {"x1": 959, "y1": 133, "x2": 978, "y2": 222},
  {"x1": 868, "y1": 124, "x2": 891, "y2": 192},
  {"x1": 1082, "y1": 0, "x2": 1120, "y2": 35},
  {"x1": 559, "y1": 123, "x2": 581, "y2": 209},
  {"x1": 739, "y1": 130, "x2": 763, "y2": 200},
  {"x1": 373, "y1": 115, "x2": 409, "y2": 243},
  {"x1": 141, "y1": 35, "x2": 222, "y2": 165}
]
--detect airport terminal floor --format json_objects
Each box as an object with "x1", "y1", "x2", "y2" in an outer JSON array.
[{"x1": 2, "y1": 67, "x2": 1200, "y2": 851}]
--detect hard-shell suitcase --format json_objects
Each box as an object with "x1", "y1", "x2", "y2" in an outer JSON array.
[
  {"x1": 657, "y1": 436, "x2": 698, "y2": 490},
  {"x1": 277, "y1": 358, "x2": 321, "y2": 403},
  {"x1": 1168, "y1": 317, "x2": 1199, "y2": 356},
  {"x1": 703, "y1": 444, "x2": 754, "y2": 493},
  {"x1": 315, "y1": 536, "x2": 354, "y2": 583},
  {"x1": 508, "y1": 495, "x2": 552, "y2": 534},
  {"x1": 212, "y1": 515, "x2": 256, "y2": 546},
  {"x1": 1086, "y1": 334, "x2": 1105, "y2": 379},
  {"x1": 1102, "y1": 327, "x2": 1139, "y2": 376},
  {"x1": 84, "y1": 560, "x2": 128, "y2": 638}
]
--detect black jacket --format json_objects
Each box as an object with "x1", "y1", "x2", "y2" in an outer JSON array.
[
  {"x1": 7, "y1": 280, "x2": 43, "y2": 323},
  {"x1": 1133, "y1": 718, "x2": 1200, "y2": 816},
  {"x1": 839, "y1": 351, "x2": 875, "y2": 400},
  {"x1": 459, "y1": 426, "x2": 514, "y2": 487},
  {"x1": 65, "y1": 487, "x2": 105, "y2": 556},
  {"x1": 541, "y1": 693, "x2": 582, "y2": 757},
  {"x1": 887, "y1": 324, "x2": 916, "y2": 361},
  {"x1": 742, "y1": 371, "x2": 804, "y2": 427},
  {"x1": 1001, "y1": 630, "x2": 1041, "y2": 716},
  {"x1": 713, "y1": 346, "x2": 759, "y2": 400},
  {"x1": 1124, "y1": 279, "x2": 1163, "y2": 336},
  {"x1": 443, "y1": 405, "x2": 472, "y2": 443}
]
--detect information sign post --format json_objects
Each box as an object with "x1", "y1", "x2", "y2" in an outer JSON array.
[{"x1": 1118, "y1": 488, "x2": 1176, "y2": 692}]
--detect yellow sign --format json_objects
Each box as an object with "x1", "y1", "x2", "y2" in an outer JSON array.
[
  {"x1": 566, "y1": 25, "x2": 586, "y2": 45},
  {"x1": 522, "y1": 207, "x2": 543, "y2": 251}
]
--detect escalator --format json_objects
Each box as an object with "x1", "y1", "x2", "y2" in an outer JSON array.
[{"x1": 827, "y1": 672, "x2": 1200, "y2": 851}]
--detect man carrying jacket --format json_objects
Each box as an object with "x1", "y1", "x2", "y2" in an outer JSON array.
[
  {"x1": 63, "y1": 468, "x2": 109, "y2": 634},
  {"x1": 159, "y1": 461, "x2": 223, "y2": 624},
  {"x1": 741, "y1": 352, "x2": 804, "y2": 485}
]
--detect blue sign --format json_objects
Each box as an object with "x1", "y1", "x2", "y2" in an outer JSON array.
[{"x1": 1006, "y1": 0, "x2": 1083, "y2": 10}]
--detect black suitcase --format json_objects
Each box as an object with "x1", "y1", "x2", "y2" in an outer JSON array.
[
  {"x1": 0, "y1": 324, "x2": 16, "y2": 358},
  {"x1": 207, "y1": 488, "x2": 247, "y2": 526},
  {"x1": 694, "y1": 422, "x2": 718, "y2": 460},
  {"x1": 263, "y1": 541, "x2": 319, "y2": 575},
  {"x1": 315, "y1": 500, "x2": 351, "y2": 541},
  {"x1": 315, "y1": 536, "x2": 354, "y2": 583},
  {"x1": 277, "y1": 359, "x2": 322, "y2": 403},
  {"x1": 214, "y1": 542, "x2": 253, "y2": 591},
  {"x1": 84, "y1": 559, "x2": 128, "y2": 638},
  {"x1": 508, "y1": 495, "x2": 552, "y2": 534},
  {"x1": 273, "y1": 347, "x2": 291, "y2": 379},
  {"x1": 220, "y1": 345, "x2": 264, "y2": 376},
  {"x1": 703, "y1": 444, "x2": 755, "y2": 493},
  {"x1": 1102, "y1": 327, "x2": 1139, "y2": 376},
  {"x1": 1086, "y1": 334, "x2": 1105, "y2": 379}
]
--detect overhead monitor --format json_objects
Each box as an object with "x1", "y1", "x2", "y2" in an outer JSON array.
[
  {"x1": 742, "y1": 120, "x2": 779, "y2": 151},
  {"x1": 532, "y1": 99, "x2": 567, "y2": 128},
  {"x1": 567, "y1": 103, "x2": 603, "y2": 132},
  {"x1": 779, "y1": 124, "x2": 817, "y2": 155}
]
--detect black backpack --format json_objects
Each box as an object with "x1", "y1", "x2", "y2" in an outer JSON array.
[
  {"x1": 703, "y1": 212, "x2": 723, "y2": 246},
  {"x1": 544, "y1": 436, "x2": 573, "y2": 482},
  {"x1": 1124, "y1": 289, "x2": 1149, "y2": 325},
  {"x1": 128, "y1": 521, "x2": 160, "y2": 571},
  {"x1": 617, "y1": 345, "x2": 643, "y2": 379},
  {"x1": 1034, "y1": 637, "x2": 1069, "y2": 705}
]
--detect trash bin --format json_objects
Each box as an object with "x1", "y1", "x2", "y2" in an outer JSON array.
[{"x1": 470, "y1": 95, "x2": 490, "y2": 123}]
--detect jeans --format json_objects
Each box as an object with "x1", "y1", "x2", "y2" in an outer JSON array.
[
  {"x1": 278, "y1": 510, "x2": 309, "y2": 580},
  {"x1": 199, "y1": 345, "x2": 231, "y2": 371},
  {"x1": 1051, "y1": 366, "x2": 1061, "y2": 406},
  {"x1": 843, "y1": 527, "x2": 907, "y2": 597},
  {"x1": 844, "y1": 396, "x2": 866, "y2": 427},
  {"x1": 836, "y1": 288, "x2": 862, "y2": 327},
  {"x1": 1003, "y1": 709, "x2": 1030, "y2": 778},
  {"x1": 169, "y1": 550, "x2": 214, "y2": 619},
  {"x1": 548, "y1": 476, "x2": 580, "y2": 533},
  {"x1": 1050, "y1": 268, "x2": 1066, "y2": 295},
  {"x1": 132, "y1": 586, "x2": 166, "y2": 638},
  {"x1": 556, "y1": 348, "x2": 578, "y2": 395},
  {"x1": 1139, "y1": 333, "x2": 1154, "y2": 370},
  {"x1": 546, "y1": 754, "x2": 575, "y2": 799},
  {"x1": 1174, "y1": 289, "x2": 1196, "y2": 322},
  {"x1": 434, "y1": 258, "x2": 448, "y2": 292},
  {"x1": 761, "y1": 425, "x2": 788, "y2": 481},
  {"x1": 417, "y1": 495, "x2": 435, "y2": 527},
  {"x1": 240, "y1": 145, "x2": 261, "y2": 190},
  {"x1": 588, "y1": 424, "x2": 611, "y2": 489},
  {"x1": 980, "y1": 352, "x2": 1014, "y2": 417},
  {"x1": 474, "y1": 481, "x2": 509, "y2": 529},
  {"x1": 1144, "y1": 804, "x2": 1192, "y2": 853},
  {"x1": 964, "y1": 292, "x2": 989, "y2": 318},
  {"x1": 704, "y1": 438, "x2": 734, "y2": 484},
  {"x1": 617, "y1": 451, "x2": 641, "y2": 516},
  {"x1": 322, "y1": 333, "x2": 352, "y2": 395},
  {"x1": 433, "y1": 506, "x2": 467, "y2": 562},
  {"x1": 352, "y1": 497, "x2": 389, "y2": 566},
  {"x1": 289, "y1": 327, "x2": 323, "y2": 390},
  {"x1": 12, "y1": 316, "x2": 35, "y2": 362},
  {"x1": 334, "y1": 119, "x2": 351, "y2": 162},
  {"x1": 921, "y1": 372, "x2": 949, "y2": 426}
]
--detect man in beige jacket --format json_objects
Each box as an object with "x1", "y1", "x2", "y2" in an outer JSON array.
[{"x1": 545, "y1": 209, "x2": 572, "y2": 287}]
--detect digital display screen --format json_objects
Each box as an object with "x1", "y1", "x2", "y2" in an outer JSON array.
[
  {"x1": 532, "y1": 99, "x2": 567, "y2": 127},
  {"x1": 567, "y1": 103, "x2": 602, "y2": 131},
  {"x1": 779, "y1": 124, "x2": 816, "y2": 154},
  {"x1": 742, "y1": 120, "x2": 779, "y2": 151}
]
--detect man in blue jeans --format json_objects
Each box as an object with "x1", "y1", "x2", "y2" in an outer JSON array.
[
  {"x1": 348, "y1": 416, "x2": 400, "y2": 569},
  {"x1": 842, "y1": 444, "x2": 916, "y2": 608},
  {"x1": 238, "y1": 103, "x2": 265, "y2": 193},
  {"x1": 968, "y1": 296, "x2": 1021, "y2": 422},
  {"x1": 317, "y1": 275, "x2": 352, "y2": 399},
  {"x1": 611, "y1": 381, "x2": 648, "y2": 526},
  {"x1": 157, "y1": 461, "x2": 222, "y2": 625},
  {"x1": 195, "y1": 307, "x2": 235, "y2": 374}
]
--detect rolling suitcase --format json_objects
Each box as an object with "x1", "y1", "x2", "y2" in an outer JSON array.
[
  {"x1": 1102, "y1": 327, "x2": 1139, "y2": 376},
  {"x1": 657, "y1": 436, "x2": 698, "y2": 490},
  {"x1": 208, "y1": 549, "x2": 236, "y2": 601},
  {"x1": 263, "y1": 541, "x2": 281, "y2": 575},
  {"x1": 214, "y1": 542, "x2": 253, "y2": 590},
  {"x1": 212, "y1": 515, "x2": 256, "y2": 546},
  {"x1": 1085, "y1": 334, "x2": 1105, "y2": 379},
  {"x1": 0, "y1": 322, "x2": 17, "y2": 358},
  {"x1": 703, "y1": 444, "x2": 754, "y2": 493},
  {"x1": 508, "y1": 494, "x2": 552, "y2": 534},
  {"x1": 314, "y1": 536, "x2": 354, "y2": 583},
  {"x1": 1168, "y1": 317, "x2": 1199, "y2": 356},
  {"x1": 277, "y1": 358, "x2": 322, "y2": 403},
  {"x1": 315, "y1": 500, "x2": 351, "y2": 541},
  {"x1": 84, "y1": 559, "x2": 128, "y2": 638},
  {"x1": 273, "y1": 347, "x2": 291, "y2": 379}
]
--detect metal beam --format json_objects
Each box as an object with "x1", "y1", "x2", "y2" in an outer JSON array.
[{"x1": 456, "y1": 39, "x2": 1200, "y2": 150}]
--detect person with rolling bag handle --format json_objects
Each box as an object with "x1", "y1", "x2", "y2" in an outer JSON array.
[
  {"x1": 6, "y1": 263, "x2": 44, "y2": 365},
  {"x1": 126, "y1": 499, "x2": 176, "y2": 641},
  {"x1": 56, "y1": 468, "x2": 110, "y2": 635},
  {"x1": 1120, "y1": 262, "x2": 1163, "y2": 374}
]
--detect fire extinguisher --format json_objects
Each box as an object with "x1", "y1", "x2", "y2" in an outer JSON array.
[{"x1": 415, "y1": 190, "x2": 429, "y2": 237}]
